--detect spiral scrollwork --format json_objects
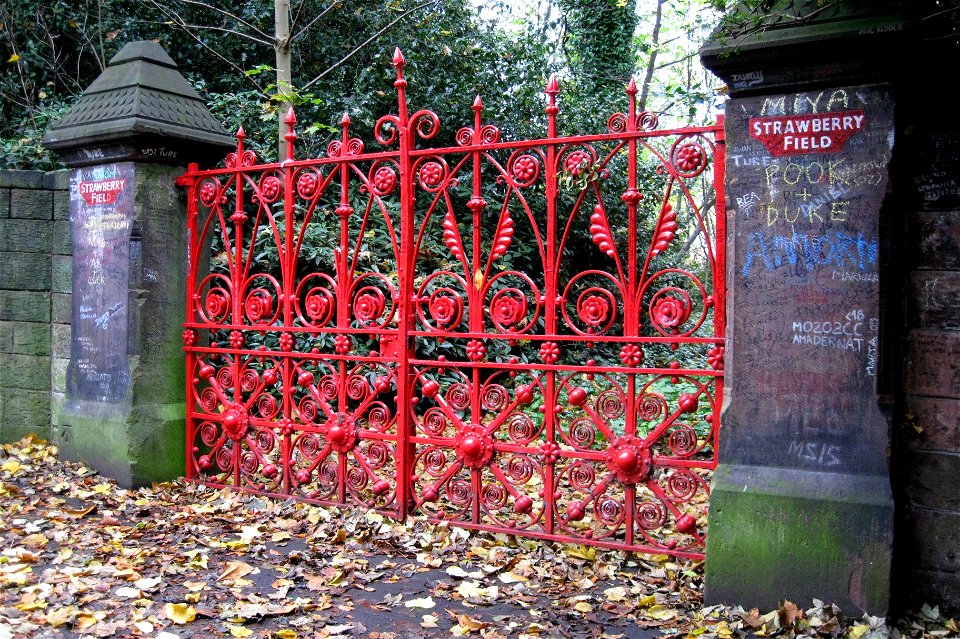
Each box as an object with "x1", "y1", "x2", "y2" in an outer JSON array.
[
  {"x1": 665, "y1": 470, "x2": 699, "y2": 503},
  {"x1": 636, "y1": 499, "x2": 668, "y2": 530},
  {"x1": 637, "y1": 392, "x2": 668, "y2": 423},
  {"x1": 421, "y1": 408, "x2": 449, "y2": 437},
  {"x1": 481, "y1": 482, "x2": 507, "y2": 510},
  {"x1": 506, "y1": 413, "x2": 537, "y2": 445},
  {"x1": 199, "y1": 421, "x2": 218, "y2": 446},
  {"x1": 596, "y1": 389, "x2": 626, "y2": 420},
  {"x1": 366, "y1": 402, "x2": 392, "y2": 432},
  {"x1": 565, "y1": 418, "x2": 598, "y2": 449},
  {"x1": 481, "y1": 383, "x2": 508, "y2": 412},
  {"x1": 567, "y1": 461, "x2": 596, "y2": 491},
  {"x1": 445, "y1": 383, "x2": 471, "y2": 411},
  {"x1": 297, "y1": 396, "x2": 319, "y2": 423},
  {"x1": 504, "y1": 455, "x2": 535, "y2": 484},
  {"x1": 667, "y1": 423, "x2": 699, "y2": 458},
  {"x1": 594, "y1": 496, "x2": 625, "y2": 526},
  {"x1": 317, "y1": 374, "x2": 337, "y2": 401}
]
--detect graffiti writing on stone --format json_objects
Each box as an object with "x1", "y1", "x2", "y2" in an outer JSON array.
[
  {"x1": 67, "y1": 162, "x2": 135, "y2": 403},
  {"x1": 727, "y1": 85, "x2": 893, "y2": 472}
]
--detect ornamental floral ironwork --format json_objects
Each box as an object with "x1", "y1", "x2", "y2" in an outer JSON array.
[{"x1": 178, "y1": 49, "x2": 725, "y2": 559}]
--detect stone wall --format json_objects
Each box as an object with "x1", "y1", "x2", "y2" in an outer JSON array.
[
  {"x1": 892, "y1": 87, "x2": 960, "y2": 613},
  {"x1": 0, "y1": 170, "x2": 71, "y2": 442}
]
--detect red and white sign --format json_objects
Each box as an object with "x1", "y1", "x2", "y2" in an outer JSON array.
[
  {"x1": 749, "y1": 110, "x2": 866, "y2": 156},
  {"x1": 78, "y1": 178, "x2": 126, "y2": 205}
]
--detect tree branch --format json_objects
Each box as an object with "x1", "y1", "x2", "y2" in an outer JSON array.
[
  {"x1": 291, "y1": 0, "x2": 339, "y2": 41},
  {"x1": 158, "y1": 0, "x2": 273, "y2": 41},
  {"x1": 301, "y1": 0, "x2": 439, "y2": 90},
  {"x1": 145, "y1": 0, "x2": 267, "y2": 91}
]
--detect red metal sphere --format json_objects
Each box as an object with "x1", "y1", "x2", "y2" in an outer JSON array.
[
  {"x1": 373, "y1": 479, "x2": 391, "y2": 495},
  {"x1": 461, "y1": 435, "x2": 483, "y2": 458},
  {"x1": 516, "y1": 385, "x2": 534, "y2": 404},
  {"x1": 296, "y1": 469, "x2": 311, "y2": 484},
  {"x1": 566, "y1": 502, "x2": 585, "y2": 522},
  {"x1": 676, "y1": 514, "x2": 697, "y2": 534},
  {"x1": 198, "y1": 455, "x2": 211, "y2": 470},
  {"x1": 615, "y1": 447, "x2": 638, "y2": 472},
  {"x1": 297, "y1": 371, "x2": 314, "y2": 387},
  {"x1": 262, "y1": 464, "x2": 278, "y2": 478},
  {"x1": 514, "y1": 495, "x2": 534, "y2": 514},
  {"x1": 423, "y1": 487, "x2": 439, "y2": 502},
  {"x1": 678, "y1": 393, "x2": 698, "y2": 413},
  {"x1": 263, "y1": 369, "x2": 278, "y2": 385},
  {"x1": 328, "y1": 424, "x2": 346, "y2": 445},
  {"x1": 568, "y1": 387, "x2": 588, "y2": 406},
  {"x1": 199, "y1": 364, "x2": 215, "y2": 379},
  {"x1": 422, "y1": 379, "x2": 440, "y2": 398}
]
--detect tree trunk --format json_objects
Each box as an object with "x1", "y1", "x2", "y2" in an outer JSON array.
[{"x1": 275, "y1": 0, "x2": 292, "y2": 160}]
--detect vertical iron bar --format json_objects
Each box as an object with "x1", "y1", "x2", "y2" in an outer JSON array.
[{"x1": 393, "y1": 49, "x2": 414, "y2": 519}]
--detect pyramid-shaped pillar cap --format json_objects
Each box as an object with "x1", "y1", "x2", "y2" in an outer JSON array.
[{"x1": 43, "y1": 40, "x2": 234, "y2": 167}]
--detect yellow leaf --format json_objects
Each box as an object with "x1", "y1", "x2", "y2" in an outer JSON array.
[
  {"x1": 23, "y1": 533, "x2": 48, "y2": 548},
  {"x1": 274, "y1": 630, "x2": 297, "y2": 639},
  {"x1": 715, "y1": 621, "x2": 733, "y2": 639},
  {"x1": 92, "y1": 483, "x2": 113, "y2": 494},
  {"x1": 164, "y1": 602, "x2": 197, "y2": 624},
  {"x1": 474, "y1": 269, "x2": 484, "y2": 290},
  {"x1": 604, "y1": 586, "x2": 627, "y2": 602},
  {"x1": 228, "y1": 624, "x2": 253, "y2": 637},
  {"x1": 848, "y1": 623, "x2": 869, "y2": 639},
  {"x1": 638, "y1": 594, "x2": 657, "y2": 607},
  {"x1": 565, "y1": 545, "x2": 596, "y2": 561},
  {"x1": 74, "y1": 612, "x2": 100, "y2": 631},
  {"x1": 645, "y1": 605, "x2": 678, "y2": 621},
  {"x1": 46, "y1": 606, "x2": 77, "y2": 627},
  {"x1": 574, "y1": 601, "x2": 593, "y2": 613},
  {"x1": 15, "y1": 600, "x2": 47, "y2": 611},
  {"x1": 1, "y1": 460, "x2": 22, "y2": 473},
  {"x1": 6, "y1": 53, "x2": 19, "y2": 63}
]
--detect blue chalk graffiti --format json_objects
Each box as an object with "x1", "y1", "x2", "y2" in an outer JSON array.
[{"x1": 743, "y1": 230, "x2": 877, "y2": 276}]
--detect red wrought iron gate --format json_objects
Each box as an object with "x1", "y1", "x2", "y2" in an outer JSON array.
[{"x1": 179, "y1": 50, "x2": 725, "y2": 559}]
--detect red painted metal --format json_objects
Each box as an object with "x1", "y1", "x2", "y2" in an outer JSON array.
[{"x1": 178, "y1": 50, "x2": 725, "y2": 559}]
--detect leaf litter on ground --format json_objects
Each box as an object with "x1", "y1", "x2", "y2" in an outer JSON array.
[{"x1": 0, "y1": 435, "x2": 955, "y2": 639}]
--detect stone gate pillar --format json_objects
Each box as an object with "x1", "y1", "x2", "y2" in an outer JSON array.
[
  {"x1": 699, "y1": 6, "x2": 915, "y2": 615},
  {"x1": 42, "y1": 41, "x2": 233, "y2": 487}
]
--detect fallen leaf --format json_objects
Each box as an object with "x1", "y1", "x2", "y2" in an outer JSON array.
[
  {"x1": 228, "y1": 624, "x2": 254, "y2": 637},
  {"x1": 421, "y1": 614, "x2": 439, "y2": 628},
  {"x1": 604, "y1": 586, "x2": 628, "y2": 603},
  {"x1": 1, "y1": 460, "x2": 21, "y2": 473},
  {"x1": 404, "y1": 596, "x2": 436, "y2": 609},
  {"x1": 457, "y1": 614, "x2": 489, "y2": 631},
  {"x1": 164, "y1": 602, "x2": 197, "y2": 624},
  {"x1": 46, "y1": 606, "x2": 77, "y2": 627},
  {"x1": 217, "y1": 560, "x2": 255, "y2": 582},
  {"x1": 779, "y1": 599, "x2": 803, "y2": 627}
]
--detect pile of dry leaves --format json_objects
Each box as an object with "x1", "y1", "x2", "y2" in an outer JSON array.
[{"x1": 0, "y1": 435, "x2": 955, "y2": 639}]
